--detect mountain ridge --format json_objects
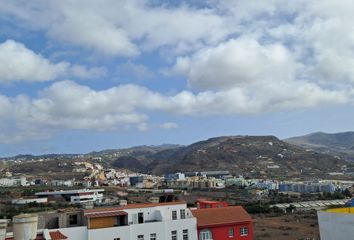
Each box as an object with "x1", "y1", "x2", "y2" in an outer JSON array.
[{"x1": 285, "y1": 131, "x2": 354, "y2": 161}]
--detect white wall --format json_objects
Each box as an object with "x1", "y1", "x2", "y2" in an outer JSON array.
[
  {"x1": 87, "y1": 218, "x2": 197, "y2": 240},
  {"x1": 318, "y1": 211, "x2": 354, "y2": 240},
  {"x1": 55, "y1": 226, "x2": 88, "y2": 240},
  {"x1": 53, "y1": 203, "x2": 198, "y2": 240}
]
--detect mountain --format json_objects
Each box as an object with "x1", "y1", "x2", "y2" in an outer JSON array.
[
  {"x1": 112, "y1": 156, "x2": 146, "y2": 172},
  {"x1": 285, "y1": 132, "x2": 354, "y2": 161},
  {"x1": 4, "y1": 135, "x2": 347, "y2": 178},
  {"x1": 146, "y1": 135, "x2": 346, "y2": 177}
]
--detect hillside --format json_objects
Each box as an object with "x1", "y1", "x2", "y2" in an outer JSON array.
[
  {"x1": 4, "y1": 135, "x2": 347, "y2": 179},
  {"x1": 146, "y1": 135, "x2": 346, "y2": 178},
  {"x1": 285, "y1": 132, "x2": 354, "y2": 161}
]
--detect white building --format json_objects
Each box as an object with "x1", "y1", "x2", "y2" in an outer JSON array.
[
  {"x1": 35, "y1": 189, "x2": 104, "y2": 204},
  {"x1": 0, "y1": 178, "x2": 14, "y2": 187},
  {"x1": 5, "y1": 202, "x2": 198, "y2": 240},
  {"x1": 11, "y1": 198, "x2": 48, "y2": 205},
  {"x1": 318, "y1": 207, "x2": 354, "y2": 240}
]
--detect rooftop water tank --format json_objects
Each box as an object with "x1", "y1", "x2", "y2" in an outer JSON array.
[{"x1": 13, "y1": 214, "x2": 38, "y2": 240}]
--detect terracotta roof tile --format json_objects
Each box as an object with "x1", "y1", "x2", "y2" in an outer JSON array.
[
  {"x1": 191, "y1": 206, "x2": 252, "y2": 228},
  {"x1": 49, "y1": 230, "x2": 68, "y2": 240}
]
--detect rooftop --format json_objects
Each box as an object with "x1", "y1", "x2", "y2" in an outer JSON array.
[
  {"x1": 49, "y1": 231, "x2": 68, "y2": 240},
  {"x1": 84, "y1": 201, "x2": 186, "y2": 215},
  {"x1": 35, "y1": 189, "x2": 104, "y2": 195},
  {"x1": 324, "y1": 207, "x2": 354, "y2": 214},
  {"x1": 191, "y1": 206, "x2": 252, "y2": 228}
]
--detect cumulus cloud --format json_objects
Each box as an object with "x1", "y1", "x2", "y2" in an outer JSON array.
[
  {"x1": 0, "y1": 40, "x2": 68, "y2": 83},
  {"x1": 160, "y1": 122, "x2": 179, "y2": 129},
  {"x1": 117, "y1": 61, "x2": 154, "y2": 80},
  {"x1": 0, "y1": 1, "x2": 231, "y2": 56},
  {"x1": 1, "y1": 1, "x2": 354, "y2": 143},
  {"x1": 0, "y1": 40, "x2": 106, "y2": 83},
  {"x1": 172, "y1": 37, "x2": 349, "y2": 113},
  {"x1": 0, "y1": 80, "x2": 349, "y2": 143}
]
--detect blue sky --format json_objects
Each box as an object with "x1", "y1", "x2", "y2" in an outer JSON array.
[{"x1": 0, "y1": 0, "x2": 353, "y2": 156}]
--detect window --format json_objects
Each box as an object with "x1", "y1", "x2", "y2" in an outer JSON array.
[
  {"x1": 172, "y1": 210, "x2": 177, "y2": 220},
  {"x1": 171, "y1": 230, "x2": 177, "y2": 240},
  {"x1": 199, "y1": 229, "x2": 212, "y2": 240},
  {"x1": 228, "y1": 228, "x2": 234, "y2": 237},
  {"x1": 183, "y1": 229, "x2": 188, "y2": 240},
  {"x1": 180, "y1": 209, "x2": 186, "y2": 219},
  {"x1": 138, "y1": 212, "x2": 144, "y2": 224},
  {"x1": 137, "y1": 235, "x2": 144, "y2": 240},
  {"x1": 69, "y1": 214, "x2": 78, "y2": 225},
  {"x1": 240, "y1": 227, "x2": 248, "y2": 236},
  {"x1": 150, "y1": 233, "x2": 156, "y2": 240}
]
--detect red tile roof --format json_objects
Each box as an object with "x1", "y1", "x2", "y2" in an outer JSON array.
[
  {"x1": 191, "y1": 206, "x2": 252, "y2": 228},
  {"x1": 83, "y1": 201, "x2": 186, "y2": 215},
  {"x1": 49, "y1": 230, "x2": 68, "y2": 240}
]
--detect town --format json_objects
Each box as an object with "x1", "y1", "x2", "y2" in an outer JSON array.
[
  {"x1": 1, "y1": 0, "x2": 354, "y2": 239},
  {"x1": 1, "y1": 156, "x2": 354, "y2": 239}
]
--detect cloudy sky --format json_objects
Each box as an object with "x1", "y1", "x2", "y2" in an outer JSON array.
[{"x1": 0, "y1": 0, "x2": 354, "y2": 156}]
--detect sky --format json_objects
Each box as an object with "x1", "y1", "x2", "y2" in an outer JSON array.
[{"x1": 0, "y1": 0, "x2": 354, "y2": 156}]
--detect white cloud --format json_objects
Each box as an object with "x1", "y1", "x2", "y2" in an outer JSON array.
[
  {"x1": 173, "y1": 37, "x2": 299, "y2": 90},
  {"x1": 0, "y1": 1, "x2": 232, "y2": 56},
  {"x1": 0, "y1": 40, "x2": 68, "y2": 83},
  {"x1": 117, "y1": 61, "x2": 154, "y2": 80},
  {"x1": 160, "y1": 122, "x2": 179, "y2": 129},
  {"x1": 0, "y1": 40, "x2": 106, "y2": 83},
  {"x1": 2, "y1": 1, "x2": 354, "y2": 143},
  {"x1": 0, "y1": 79, "x2": 349, "y2": 143},
  {"x1": 172, "y1": 37, "x2": 349, "y2": 114}
]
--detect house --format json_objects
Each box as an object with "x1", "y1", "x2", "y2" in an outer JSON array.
[
  {"x1": 197, "y1": 200, "x2": 228, "y2": 209},
  {"x1": 5, "y1": 201, "x2": 198, "y2": 240},
  {"x1": 35, "y1": 189, "x2": 104, "y2": 204},
  {"x1": 80, "y1": 201, "x2": 197, "y2": 239},
  {"x1": 192, "y1": 206, "x2": 253, "y2": 240},
  {"x1": 318, "y1": 207, "x2": 354, "y2": 240},
  {"x1": 3, "y1": 201, "x2": 253, "y2": 240}
]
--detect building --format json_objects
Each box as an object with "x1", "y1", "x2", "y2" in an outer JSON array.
[
  {"x1": 129, "y1": 176, "x2": 144, "y2": 187},
  {"x1": 279, "y1": 181, "x2": 336, "y2": 193},
  {"x1": 272, "y1": 199, "x2": 347, "y2": 213},
  {"x1": 197, "y1": 200, "x2": 228, "y2": 209},
  {"x1": 192, "y1": 206, "x2": 253, "y2": 240},
  {"x1": 11, "y1": 198, "x2": 48, "y2": 205},
  {"x1": 5, "y1": 201, "x2": 198, "y2": 240},
  {"x1": 37, "y1": 208, "x2": 84, "y2": 229},
  {"x1": 4, "y1": 201, "x2": 254, "y2": 240},
  {"x1": 35, "y1": 189, "x2": 104, "y2": 204},
  {"x1": 318, "y1": 207, "x2": 354, "y2": 240}
]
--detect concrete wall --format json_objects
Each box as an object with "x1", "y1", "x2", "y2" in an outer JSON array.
[
  {"x1": 318, "y1": 211, "x2": 354, "y2": 240},
  {"x1": 37, "y1": 211, "x2": 83, "y2": 229},
  {"x1": 57, "y1": 226, "x2": 88, "y2": 240},
  {"x1": 124, "y1": 203, "x2": 188, "y2": 224}
]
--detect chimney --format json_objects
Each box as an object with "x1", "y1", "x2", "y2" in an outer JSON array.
[
  {"x1": 13, "y1": 214, "x2": 38, "y2": 240},
  {"x1": 0, "y1": 219, "x2": 7, "y2": 240},
  {"x1": 119, "y1": 199, "x2": 127, "y2": 206}
]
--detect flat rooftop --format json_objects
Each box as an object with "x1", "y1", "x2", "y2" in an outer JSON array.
[
  {"x1": 324, "y1": 207, "x2": 354, "y2": 214},
  {"x1": 35, "y1": 189, "x2": 104, "y2": 196}
]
